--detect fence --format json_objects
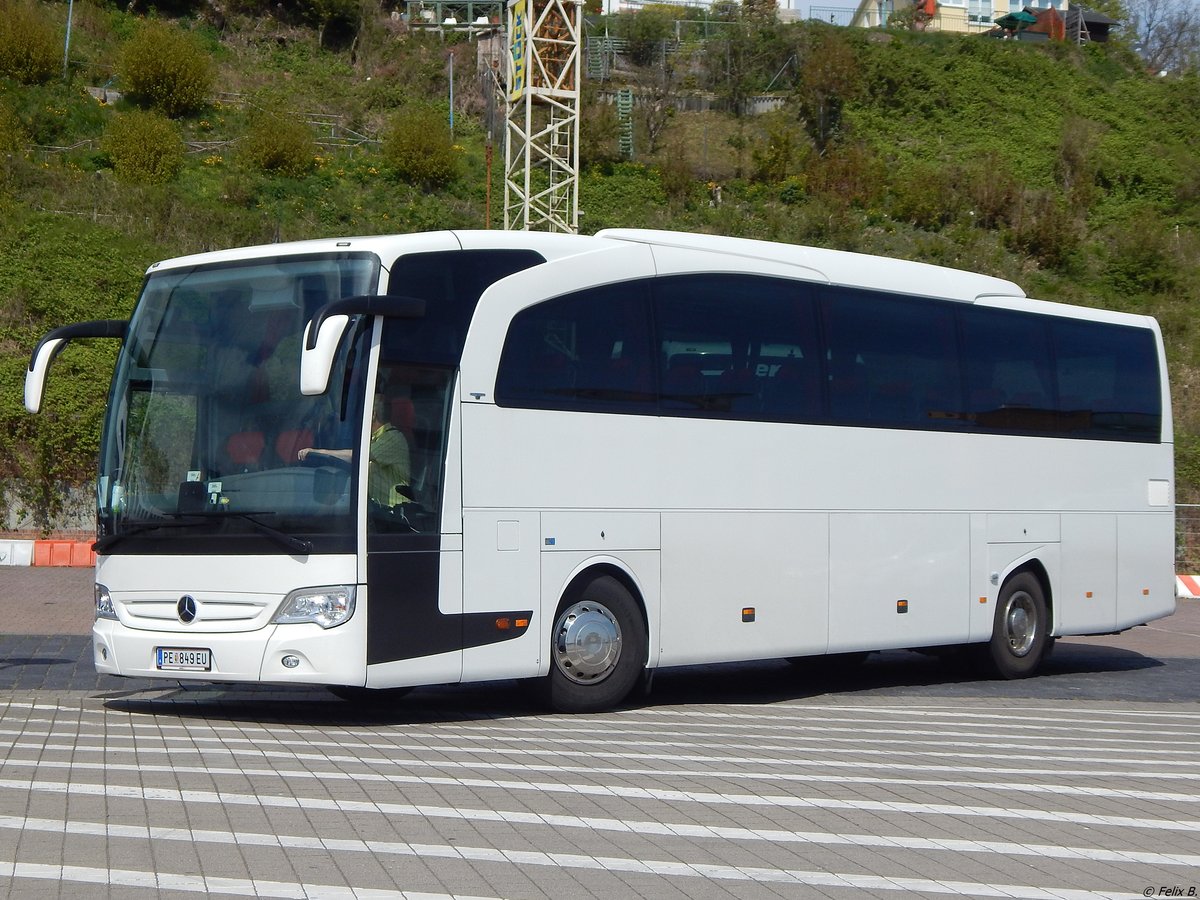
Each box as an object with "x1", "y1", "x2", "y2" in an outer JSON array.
[
  {"x1": 808, "y1": 6, "x2": 856, "y2": 26},
  {"x1": 1177, "y1": 504, "x2": 1200, "y2": 573}
]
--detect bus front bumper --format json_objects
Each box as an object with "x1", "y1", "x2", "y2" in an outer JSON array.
[{"x1": 91, "y1": 614, "x2": 367, "y2": 686}]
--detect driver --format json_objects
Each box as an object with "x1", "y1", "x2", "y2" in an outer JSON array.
[{"x1": 298, "y1": 395, "x2": 411, "y2": 506}]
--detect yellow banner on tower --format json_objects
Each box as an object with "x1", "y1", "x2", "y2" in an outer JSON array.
[{"x1": 508, "y1": 0, "x2": 529, "y2": 101}]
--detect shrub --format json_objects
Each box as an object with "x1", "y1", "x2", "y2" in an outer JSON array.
[
  {"x1": 118, "y1": 21, "x2": 214, "y2": 118},
  {"x1": 778, "y1": 175, "x2": 806, "y2": 205},
  {"x1": 888, "y1": 161, "x2": 958, "y2": 230},
  {"x1": 0, "y1": 101, "x2": 25, "y2": 154},
  {"x1": 102, "y1": 111, "x2": 184, "y2": 184},
  {"x1": 658, "y1": 142, "x2": 694, "y2": 207},
  {"x1": 241, "y1": 110, "x2": 316, "y2": 178},
  {"x1": 804, "y1": 142, "x2": 885, "y2": 210},
  {"x1": 1104, "y1": 211, "x2": 1180, "y2": 296},
  {"x1": 381, "y1": 106, "x2": 460, "y2": 189},
  {"x1": 0, "y1": 0, "x2": 59, "y2": 85},
  {"x1": 579, "y1": 95, "x2": 621, "y2": 169},
  {"x1": 750, "y1": 113, "x2": 806, "y2": 184},
  {"x1": 955, "y1": 150, "x2": 1019, "y2": 230},
  {"x1": 1009, "y1": 190, "x2": 1080, "y2": 271}
]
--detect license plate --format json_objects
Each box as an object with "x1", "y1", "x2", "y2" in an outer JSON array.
[{"x1": 156, "y1": 647, "x2": 211, "y2": 671}]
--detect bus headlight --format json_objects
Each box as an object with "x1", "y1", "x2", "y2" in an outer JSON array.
[
  {"x1": 272, "y1": 585, "x2": 356, "y2": 629},
  {"x1": 95, "y1": 584, "x2": 117, "y2": 620}
]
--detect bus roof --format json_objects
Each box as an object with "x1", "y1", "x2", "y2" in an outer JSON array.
[
  {"x1": 597, "y1": 228, "x2": 1027, "y2": 304},
  {"x1": 143, "y1": 231, "x2": 606, "y2": 275},
  {"x1": 138, "y1": 227, "x2": 1156, "y2": 337},
  {"x1": 147, "y1": 230, "x2": 1023, "y2": 304}
]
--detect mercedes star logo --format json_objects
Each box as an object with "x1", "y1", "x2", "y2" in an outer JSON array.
[{"x1": 177, "y1": 595, "x2": 198, "y2": 624}]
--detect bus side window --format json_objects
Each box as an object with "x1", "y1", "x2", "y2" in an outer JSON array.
[
  {"x1": 962, "y1": 307, "x2": 1055, "y2": 433},
  {"x1": 495, "y1": 282, "x2": 655, "y2": 413},
  {"x1": 654, "y1": 274, "x2": 819, "y2": 422},
  {"x1": 1051, "y1": 318, "x2": 1161, "y2": 440},
  {"x1": 821, "y1": 287, "x2": 961, "y2": 429}
]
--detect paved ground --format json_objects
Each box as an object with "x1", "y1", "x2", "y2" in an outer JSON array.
[
  {"x1": 1, "y1": 569, "x2": 1198, "y2": 898},
  {"x1": 2, "y1": 687, "x2": 1199, "y2": 899}
]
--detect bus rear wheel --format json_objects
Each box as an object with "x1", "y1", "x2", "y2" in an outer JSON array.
[
  {"x1": 543, "y1": 575, "x2": 646, "y2": 713},
  {"x1": 983, "y1": 571, "x2": 1049, "y2": 679}
]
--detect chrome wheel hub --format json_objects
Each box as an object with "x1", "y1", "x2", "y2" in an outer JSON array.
[
  {"x1": 553, "y1": 601, "x2": 622, "y2": 685},
  {"x1": 1004, "y1": 591, "x2": 1037, "y2": 657}
]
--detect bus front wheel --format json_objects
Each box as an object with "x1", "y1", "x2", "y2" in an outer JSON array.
[
  {"x1": 543, "y1": 575, "x2": 647, "y2": 713},
  {"x1": 983, "y1": 571, "x2": 1049, "y2": 679}
]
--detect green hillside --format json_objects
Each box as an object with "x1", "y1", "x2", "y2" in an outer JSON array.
[{"x1": 1, "y1": 0, "x2": 1198, "y2": 527}]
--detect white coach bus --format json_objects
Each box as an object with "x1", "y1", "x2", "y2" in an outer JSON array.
[{"x1": 25, "y1": 229, "x2": 1175, "y2": 711}]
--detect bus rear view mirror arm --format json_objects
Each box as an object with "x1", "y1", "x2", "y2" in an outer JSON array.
[
  {"x1": 25, "y1": 319, "x2": 128, "y2": 414},
  {"x1": 300, "y1": 295, "x2": 427, "y2": 396}
]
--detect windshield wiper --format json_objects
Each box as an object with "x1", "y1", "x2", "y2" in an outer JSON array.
[
  {"x1": 97, "y1": 511, "x2": 312, "y2": 555},
  {"x1": 93, "y1": 517, "x2": 204, "y2": 553},
  {"x1": 209, "y1": 511, "x2": 313, "y2": 555}
]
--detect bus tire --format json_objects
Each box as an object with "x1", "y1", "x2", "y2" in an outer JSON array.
[
  {"x1": 543, "y1": 575, "x2": 647, "y2": 713},
  {"x1": 984, "y1": 571, "x2": 1049, "y2": 679}
]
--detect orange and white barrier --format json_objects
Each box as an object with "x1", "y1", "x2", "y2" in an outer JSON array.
[
  {"x1": 0, "y1": 540, "x2": 35, "y2": 566},
  {"x1": 0, "y1": 539, "x2": 94, "y2": 567},
  {"x1": 1177, "y1": 574, "x2": 1200, "y2": 599}
]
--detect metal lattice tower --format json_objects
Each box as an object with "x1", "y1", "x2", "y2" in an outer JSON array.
[{"x1": 504, "y1": 0, "x2": 583, "y2": 233}]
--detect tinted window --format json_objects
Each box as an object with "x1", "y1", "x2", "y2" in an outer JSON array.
[
  {"x1": 821, "y1": 288, "x2": 962, "y2": 428},
  {"x1": 384, "y1": 250, "x2": 543, "y2": 366},
  {"x1": 494, "y1": 270, "x2": 1162, "y2": 443},
  {"x1": 656, "y1": 275, "x2": 821, "y2": 421},
  {"x1": 495, "y1": 281, "x2": 655, "y2": 412},
  {"x1": 1052, "y1": 318, "x2": 1161, "y2": 441},
  {"x1": 962, "y1": 307, "x2": 1057, "y2": 434}
]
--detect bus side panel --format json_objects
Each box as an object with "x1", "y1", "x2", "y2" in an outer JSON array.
[
  {"x1": 364, "y1": 548, "x2": 464, "y2": 688},
  {"x1": 1057, "y1": 514, "x2": 1117, "y2": 635},
  {"x1": 968, "y1": 514, "x2": 993, "y2": 643},
  {"x1": 1116, "y1": 512, "x2": 1176, "y2": 630},
  {"x1": 460, "y1": 510, "x2": 542, "y2": 681},
  {"x1": 658, "y1": 512, "x2": 829, "y2": 666},
  {"x1": 828, "y1": 513, "x2": 970, "y2": 653}
]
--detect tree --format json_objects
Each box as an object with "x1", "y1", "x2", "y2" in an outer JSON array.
[
  {"x1": 1127, "y1": 0, "x2": 1200, "y2": 73},
  {"x1": 616, "y1": 5, "x2": 678, "y2": 68},
  {"x1": 702, "y1": 6, "x2": 788, "y2": 116},
  {"x1": 742, "y1": 0, "x2": 778, "y2": 26},
  {"x1": 797, "y1": 30, "x2": 861, "y2": 153},
  {"x1": 299, "y1": 0, "x2": 362, "y2": 49}
]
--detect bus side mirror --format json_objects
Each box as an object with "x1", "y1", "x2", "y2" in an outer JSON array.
[
  {"x1": 300, "y1": 295, "x2": 427, "y2": 397},
  {"x1": 300, "y1": 314, "x2": 350, "y2": 396},
  {"x1": 25, "y1": 319, "x2": 128, "y2": 413}
]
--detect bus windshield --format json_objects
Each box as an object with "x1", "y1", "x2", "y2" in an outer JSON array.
[{"x1": 97, "y1": 253, "x2": 378, "y2": 553}]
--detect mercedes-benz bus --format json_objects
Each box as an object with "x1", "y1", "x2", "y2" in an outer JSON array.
[{"x1": 26, "y1": 228, "x2": 1175, "y2": 711}]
